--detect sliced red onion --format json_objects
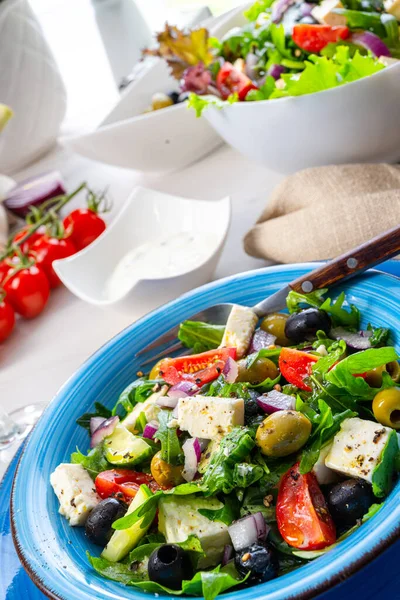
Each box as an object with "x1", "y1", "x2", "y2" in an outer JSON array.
[
  {"x1": 143, "y1": 420, "x2": 159, "y2": 440},
  {"x1": 272, "y1": 0, "x2": 294, "y2": 23},
  {"x1": 267, "y1": 64, "x2": 286, "y2": 80},
  {"x1": 4, "y1": 171, "x2": 66, "y2": 217},
  {"x1": 253, "y1": 511, "x2": 268, "y2": 541},
  {"x1": 222, "y1": 544, "x2": 233, "y2": 566},
  {"x1": 257, "y1": 390, "x2": 296, "y2": 413},
  {"x1": 245, "y1": 53, "x2": 259, "y2": 80},
  {"x1": 250, "y1": 329, "x2": 277, "y2": 353},
  {"x1": 90, "y1": 417, "x2": 106, "y2": 436},
  {"x1": 228, "y1": 513, "x2": 270, "y2": 551},
  {"x1": 156, "y1": 395, "x2": 179, "y2": 409},
  {"x1": 180, "y1": 63, "x2": 212, "y2": 94},
  {"x1": 330, "y1": 327, "x2": 372, "y2": 350},
  {"x1": 352, "y1": 32, "x2": 391, "y2": 58},
  {"x1": 167, "y1": 381, "x2": 199, "y2": 399},
  {"x1": 300, "y1": 2, "x2": 315, "y2": 16},
  {"x1": 90, "y1": 416, "x2": 119, "y2": 448},
  {"x1": 223, "y1": 357, "x2": 238, "y2": 384},
  {"x1": 182, "y1": 437, "x2": 202, "y2": 482}
]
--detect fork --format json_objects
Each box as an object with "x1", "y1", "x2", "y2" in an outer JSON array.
[{"x1": 137, "y1": 224, "x2": 400, "y2": 366}]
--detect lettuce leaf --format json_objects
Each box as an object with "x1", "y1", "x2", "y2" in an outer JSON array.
[
  {"x1": 244, "y1": 0, "x2": 274, "y2": 21},
  {"x1": 188, "y1": 92, "x2": 238, "y2": 117},
  {"x1": 178, "y1": 320, "x2": 225, "y2": 353},
  {"x1": 70, "y1": 445, "x2": 110, "y2": 478},
  {"x1": 155, "y1": 410, "x2": 182, "y2": 465}
]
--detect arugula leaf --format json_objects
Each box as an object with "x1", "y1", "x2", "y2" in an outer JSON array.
[
  {"x1": 112, "y1": 378, "x2": 161, "y2": 417},
  {"x1": 203, "y1": 376, "x2": 252, "y2": 399},
  {"x1": 233, "y1": 462, "x2": 264, "y2": 488},
  {"x1": 325, "y1": 347, "x2": 398, "y2": 399},
  {"x1": 76, "y1": 402, "x2": 111, "y2": 431},
  {"x1": 286, "y1": 289, "x2": 328, "y2": 313},
  {"x1": 312, "y1": 340, "x2": 346, "y2": 376},
  {"x1": 155, "y1": 410, "x2": 182, "y2": 465},
  {"x1": 320, "y1": 291, "x2": 360, "y2": 329},
  {"x1": 71, "y1": 445, "x2": 110, "y2": 478},
  {"x1": 178, "y1": 320, "x2": 225, "y2": 353},
  {"x1": 244, "y1": 0, "x2": 274, "y2": 21},
  {"x1": 367, "y1": 323, "x2": 390, "y2": 347},
  {"x1": 188, "y1": 92, "x2": 239, "y2": 117},
  {"x1": 198, "y1": 495, "x2": 238, "y2": 525}
]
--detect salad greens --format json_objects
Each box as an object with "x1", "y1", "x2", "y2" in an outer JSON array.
[{"x1": 51, "y1": 285, "x2": 400, "y2": 600}]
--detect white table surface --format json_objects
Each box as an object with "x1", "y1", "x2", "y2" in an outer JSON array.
[{"x1": 0, "y1": 1, "x2": 285, "y2": 415}]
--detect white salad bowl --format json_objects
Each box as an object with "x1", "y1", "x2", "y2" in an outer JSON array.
[{"x1": 53, "y1": 187, "x2": 231, "y2": 309}]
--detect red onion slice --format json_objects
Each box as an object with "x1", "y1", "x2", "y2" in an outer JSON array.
[
  {"x1": 267, "y1": 64, "x2": 286, "y2": 80},
  {"x1": 90, "y1": 417, "x2": 106, "y2": 435},
  {"x1": 330, "y1": 327, "x2": 372, "y2": 350},
  {"x1": 223, "y1": 357, "x2": 238, "y2": 384},
  {"x1": 143, "y1": 420, "x2": 159, "y2": 440},
  {"x1": 352, "y1": 32, "x2": 391, "y2": 57},
  {"x1": 180, "y1": 63, "x2": 212, "y2": 94},
  {"x1": 222, "y1": 545, "x2": 233, "y2": 566},
  {"x1": 4, "y1": 171, "x2": 66, "y2": 217},
  {"x1": 253, "y1": 511, "x2": 268, "y2": 541},
  {"x1": 250, "y1": 329, "x2": 277, "y2": 353},
  {"x1": 90, "y1": 416, "x2": 119, "y2": 448},
  {"x1": 272, "y1": 0, "x2": 294, "y2": 23},
  {"x1": 257, "y1": 390, "x2": 296, "y2": 413},
  {"x1": 245, "y1": 53, "x2": 259, "y2": 80},
  {"x1": 300, "y1": 2, "x2": 315, "y2": 16},
  {"x1": 167, "y1": 381, "x2": 199, "y2": 399},
  {"x1": 156, "y1": 395, "x2": 179, "y2": 409},
  {"x1": 228, "y1": 514, "x2": 271, "y2": 551},
  {"x1": 182, "y1": 437, "x2": 202, "y2": 482}
]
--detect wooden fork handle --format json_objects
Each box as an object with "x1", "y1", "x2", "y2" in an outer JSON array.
[{"x1": 289, "y1": 224, "x2": 400, "y2": 294}]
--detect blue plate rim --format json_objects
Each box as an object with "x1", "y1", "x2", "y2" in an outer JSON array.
[{"x1": 10, "y1": 262, "x2": 400, "y2": 600}]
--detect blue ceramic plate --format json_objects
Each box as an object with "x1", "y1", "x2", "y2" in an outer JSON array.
[{"x1": 11, "y1": 264, "x2": 400, "y2": 600}]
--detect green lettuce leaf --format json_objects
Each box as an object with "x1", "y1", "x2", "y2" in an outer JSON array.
[
  {"x1": 244, "y1": 0, "x2": 274, "y2": 21},
  {"x1": 198, "y1": 495, "x2": 239, "y2": 525},
  {"x1": 155, "y1": 410, "x2": 182, "y2": 465},
  {"x1": 178, "y1": 320, "x2": 225, "y2": 353},
  {"x1": 188, "y1": 92, "x2": 238, "y2": 117},
  {"x1": 112, "y1": 378, "x2": 163, "y2": 417}
]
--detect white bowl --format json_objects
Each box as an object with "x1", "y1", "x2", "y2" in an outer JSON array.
[
  {"x1": 53, "y1": 187, "x2": 231, "y2": 310},
  {"x1": 203, "y1": 6, "x2": 400, "y2": 172}
]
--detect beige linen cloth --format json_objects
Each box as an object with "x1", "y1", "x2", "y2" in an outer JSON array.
[{"x1": 244, "y1": 164, "x2": 400, "y2": 263}]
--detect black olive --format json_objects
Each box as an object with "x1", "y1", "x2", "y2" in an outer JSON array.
[
  {"x1": 284, "y1": 308, "x2": 331, "y2": 343},
  {"x1": 168, "y1": 91, "x2": 180, "y2": 104},
  {"x1": 244, "y1": 390, "x2": 261, "y2": 423},
  {"x1": 234, "y1": 542, "x2": 278, "y2": 584},
  {"x1": 85, "y1": 498, "x2": 127, "y2": 546},
  {"x1": 148, "y1": 544, "x2": 193, "y2": 589},
  {"x1": 328, "y1": 479, "x2": 374, "y2": 529}
]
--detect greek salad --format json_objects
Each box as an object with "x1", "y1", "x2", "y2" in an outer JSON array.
[
  {"x1": 51, "y1": 287, "x2": 400, "y2": 600},
  {"x1": 142, "y1": 0, "x2": 400, "y2": 115}
]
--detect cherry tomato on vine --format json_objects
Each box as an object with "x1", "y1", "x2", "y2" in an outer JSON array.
[
  {"x1": 0, "y1": 296, "x2": 15, "y2": 342},
  {"x1": 63, "y1": 209, "x2": 106, "y2": 251},
  {"x1": 30, "y1": 235, "x2": 76, "y2": 288},
  {"x1": 13, "y1": 226, "x2": 46, "y2": 254},
  {"x1": 3, "y1": 263, "x2": 50, "y2": 319}
]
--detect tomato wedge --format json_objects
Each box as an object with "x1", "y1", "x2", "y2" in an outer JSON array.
[
  {"x1": 292, "y1": 24, "x2": 350, "y2": 53},
  {"x1": 159, "y1": 348, "x2": 237, "y2": 386},
  {"x1": 95, "y1": 469, "x2": 159, "y2": 501},
  {"x1": 279, "y1": 347, "x2": 318, "y2": 391},
  {"x1": 277, "y1": 463, "x2": 336, "y2": 550},
  {"x1": 216, "y1": 62, "x2": 258, "y2": 100}
]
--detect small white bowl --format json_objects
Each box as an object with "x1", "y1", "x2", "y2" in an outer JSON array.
[{"x1": 53, "y1": 187, "x2": 231, "y2": 310}]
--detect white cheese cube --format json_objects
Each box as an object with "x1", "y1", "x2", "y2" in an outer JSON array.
[
  {"x1": 50, "y1": 463, "x2": 100, "y2": 526},
  {"x1": 158, "y1": 496, "x2": 231, "y2": 567},
  {"x1": 384, "y1": 0, "x2": 400, "y2": 20},
  {"x1": 312, "y1": 443, "x2": 339, "y2": 485},
  {"x1": 325, "y1": 418, "x2": 393, "y2": 485},
  {"x1": 312, "y1": 0, "x2": 347, "y2": 26},
  {"x1": 219, "y1": 305, "x2": 258, "y2": 358},
  {"x1": 122, "y1": 385, "x2": 168, "y2": 432},
  {"x1": 177, "y1": 395, "x2": 244, "y2": 439}
]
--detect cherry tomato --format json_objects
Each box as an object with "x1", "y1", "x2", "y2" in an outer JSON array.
[
  {"x1": 159, "y1": 348, "x2": 237, "y2": 386},
  {"x1": 95, "y1": 469, "x2": 159, "y2": 502},
  {"x1": 292, "y1": 24, "x2": 350, "y2": 53},
  {"x1": 279, "y1": 347, "x2": 319, "y2": 391},
  {"x1": 13, "y1": 226, "x2": 46, "y2": 254},
  {"x1": 277, "y1": 462, "x2": 336, "y2": 550},
  {"x1": 63, "y1": 208, "x2": 106, "y2": 251},
  {"x1": 216, "y1": 62, "x2": 258, "y2": 100},
  {"x1": 0, "y1": 297, "x2": 15, "y2": 342},
  {"x1": 3, "y1": 264, "x2": 50, "y2": 319},
  {"x1": 30, "y1": 235, "x2": 76, "y2": 288}
]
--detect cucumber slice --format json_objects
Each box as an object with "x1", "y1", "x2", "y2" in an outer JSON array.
[
  {"x1": 104, "y1": 424, "x2": 152, "y2": 466},
  {"x1": 102, "y1": 484, "x2": 155, "y2": 562}
]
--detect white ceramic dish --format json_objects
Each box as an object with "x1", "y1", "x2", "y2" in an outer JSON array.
[
  {"x1": 63, "y1": 4, "x2": 248, "y2": 174},
  {"x1": 202, "y1": 7, "x2": 400, "y2": 172},
  {"x1": 53, "y1": 187, "x2": 231, "y2": 310}
]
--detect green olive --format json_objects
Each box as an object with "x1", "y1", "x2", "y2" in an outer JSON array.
[
  {"x1": 363, "y1": 365, "x2": 386, "y2": 388},
  {"x1": 236, "y1": 357, "x2": 279, "y2": 384},
  {"x1": 151, "y1": 92, "x2": 174, "y2": 111},
  {"x1": 372, "y1": 387, "x2": 400, "y2": 429},
  {"x1": 260, "y1": 313, "x2": 292, "y2": 346},
  {"x1": 256, "y1": 410, "x2": 312, "y2": 457},
  {"x1": 386, "y1": 361, "x2": 400, "y2": 383},
  {"x1": 150, "y1": 452, "x2": 184, "y2": 488}
]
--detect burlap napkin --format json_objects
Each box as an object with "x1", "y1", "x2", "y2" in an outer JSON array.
[{"x1": 244, "y1": 164, "x2": 400, "y2": 263}]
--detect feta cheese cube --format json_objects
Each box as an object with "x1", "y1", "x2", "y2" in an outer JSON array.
[
  {"x1": 50, "y1": 463, "x2": 100, "y2": 526},
  {"x1": 177, "y1": 395, "x2": 244, "y2": 439},
  {"x1": 158, "y1": 496, "x2": 231, "y2": 567},
  {"x1": 325, "y1": 418, "x2": 399, "y2": 496},
  {"x1": 384, "y1": 0, "x2": 400, "y2": 20},
  {"x1": 219, "y1": 305, "x2": 258, "y2": 358},
  {"x1": 312, "y1": 0, "x2": 347, "y2": 26}
]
